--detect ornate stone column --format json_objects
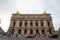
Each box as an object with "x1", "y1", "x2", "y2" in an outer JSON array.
[
  {"x1": 21, "y1": 29, "x2": 24, "y2": 35},
  {"x1": 15, "y1": 21, "x2": 19, "y2": 27},
  {"x1": 33, "y1": 21, "x2": 35, "y2": 27},
  {"x1": 28, "y1": 21, "x2": 30, "y2": 27},
  {"x1": 22, "y1": 21, "x2": 25, "y2": 27},
  {"x1": 38, "y1": 21, "x2": 41, "y2": 27},
  {"x1": 43, "y1": 20, "x2": 47, "y2": 27},
  {"x1": 44, "y1": 20, "x2": 48, "y2": 35},
  {"x1": 27, "y1": 28, "x2": 30, "y2": 35},
  {"x1": 33, "y1": 29, "x2": 36, "y2": 35},
  {"x1": 39, "y1": 28, "x2": 42, "y2": 36}
]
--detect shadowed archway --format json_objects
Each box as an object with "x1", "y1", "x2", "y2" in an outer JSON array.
[
  {"x1": 42, "y1": 29, "x2": 45, "y2": 34},
  {"x1": 18, "y1": 29, "x2": 21, "y2": 34},
  {"x1": 30, "y1": 29, "x2": 33, "y2": 34},
  {"x1": 36, "y1": 29, "x2": 39, "y2": 34},
  {"x1": 24, "y1": 29, "x2": 27, "y2": 34},
  {"x1": 12, "y1": 29, "x2": 14, "y2": 35}
]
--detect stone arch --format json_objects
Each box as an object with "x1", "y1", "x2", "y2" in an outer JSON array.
[
  {"x1": 18, "y1": 29, "x2": 21, "y2": 34},
  {"x1": 30, "y1": 21, "x2": 33, "y2": 26},
  {"x1": 12, "y1": 28, "x2": 14, "y2": 35},
  {"x1": 24, "y1": 29, "x2": 27, "y2": 34},
  {"x1": 47, "y1": 21, "x2": 50, "y2": 26},
  {"x1": 36, "y1": 29, "x2": 39, "y2": 34},
  {"x1": 42, "y1": 29, "x2": 45, "y2": 34},
  {"x1": 49, "y1": 29, "x2": 52, "y2": 34},
  {"x1": 35, "y1": 21, "x2": 38, "y2": 27},
  {"x1": 30, "y1": 29, "x2": 33, "y2": 34},
  {"x1": 13, "y1": 22, "x2": 16, "y2": 26}
]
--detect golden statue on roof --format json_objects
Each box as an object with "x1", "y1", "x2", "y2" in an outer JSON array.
[
  {"x1": 43, "y1": 10, "x2": 47, "y2": 14},
  {"x1": 16, "y1": 10, "x2": 20, "y2": 14}
]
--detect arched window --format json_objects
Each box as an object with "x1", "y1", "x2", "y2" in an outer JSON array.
[
  {"x1": 41, "y1": 21, "x2": 44, "y2": 27},
  {"x1": 42, "y1": 29, "x2": 45, "y2": 34},
  {"x1": 18, "y1": 29, "x2": 21, "y2": 34},
  {"x1": 13, "y1": 22, "x2": 16, "y2": 26},
  {"x1": 36, "y1": 29, "x2": 39, "y2": 34},
  {"x1": 24, "y1": 29, "x2": 27, "y2": 34},
  {"x1": 47, "y1": 21, "x2": 50, "y2": 26},
  {"x1": 12, "y1": 29, "x2": 14, "y2": 35},
  {"x1": 30, "y1": 29, "x2": 33, "y2": 34},
  {"x1": 35, "y1": 22, "x2": 38, "y2": 27},
  {"x1": 25, "y1": 21, "x2": 27, "y2": 27},
  {"x1": 49, "y1": 29, "x2": 52, "y2": 34},
  {"x1": 19, "y1": 22, "x2": 22, "y2": 27},
  {"x1": 30, "y1": 21, "x2": 33, "y2": 26}
]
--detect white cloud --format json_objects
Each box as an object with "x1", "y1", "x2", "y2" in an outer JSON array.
[
  {"x1": 49, "y1": 0, "x2": 60, "y2": 30},
  {"x1": 53, "y1": 18, "x2": 60, "y2": 30},
  {"x1": 50, "y1": 0, "x2": 60, "y2": 13}
]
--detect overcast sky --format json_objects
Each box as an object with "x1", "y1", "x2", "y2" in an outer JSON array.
[{"x1": 0, "y1": 0, "x2": 60, "y2": 32}]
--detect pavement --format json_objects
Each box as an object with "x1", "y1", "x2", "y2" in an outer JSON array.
[{"x1": 0, "y1": 36, "x2": 60, "y2": 40}]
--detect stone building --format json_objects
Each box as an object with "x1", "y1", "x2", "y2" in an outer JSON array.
[
  {"x1": 58, "y1": 28, "x2": 60, "y2": 35},
  {"x1": 0, "y1": 27, "x2": 4, "y2": 34},
  {"x1": 7, "y1": 11, "x2": 54, "y2": 36}
]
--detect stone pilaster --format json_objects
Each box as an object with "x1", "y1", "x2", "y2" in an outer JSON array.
[
  {"x1": 28, "y1": 21, "x2": 30, "y2": 27},
  {"x1": 33, "y1": 29, "x2": 36, "y2": 35},
  {"x1": 33, "y1": 21, "x2": 35, "y2": 27},
  {"x1": 21, "y1": 29, "x2": 24, "y2": 35},
  {"x1": 44, "y1": 20, "x2": 47, "y2": 27},
  {"x1": 39, "y1": 29, "x2": 42, "y2": 35},
  {"x1": 22, "y1": 21, "x2": 25, "y2": 27},
  {"x1": 44, "y1": 28, "x2": 48, "y2": 35},
  {"x1": 27, "y1": 28, "x2": 30, "y2": 34},
  {"x1": 15, "y1": 21, "x2": 19, "y2": 27},
  {"x1": 38, "y1": 21, "x2": 41, "y2": 27}
]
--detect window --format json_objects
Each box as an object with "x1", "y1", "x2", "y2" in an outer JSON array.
[
  {"x1": 25, "y1": 21, "x2": 27, "y2": 26},
  {"x1": 49, "y1": 29, "x2": 52, "y2": 34},
  {"x1": 41, "y1": 21, "x2": 44, "y2": 26},
  {"x1": 12, "y1": 29, "x2": 14, "y2": 35},
  {"x1": 47, "y1": 22, "x2": 50, "y2": 26},
  {"x1": 24, "y1": 29, "x2": 27, "y2": 34},
  {"x1": 18, "y1": 29, "x2": 21, "y2": 34},
  {"x1": 30, "y1": 21, "x2": 33, "y2": 26},
  {"x1": 42, "y1": 29, "x2": 45, "y2": 34},
  {"x1": 13, "y1": 22, "x2": 16, "y2": 26},
  {"x1": 19, "y1": 22, "x2": 22, "y2": 26},
  {"x1": 36, "y1": 29, "x2": 39, "y2": 34},
  {"x1": 35, "y1": 22, "x2": 38, "y2": 26}
]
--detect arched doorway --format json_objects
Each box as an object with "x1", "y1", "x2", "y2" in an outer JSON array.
[
  {"x1": 12, "y1": 29, "x2": 14, "y2": 35},
  {"x1": 24, "y1": 29, "x2": 27, "y2": 34},
  {"x1": 49, "y1": 29, "x2": 52, "y2": 34},
  {"x1": 36, "y1": 29, "x2": 39, "y2": 34},
  {"x1": 42, "y1": 29, "x2": 45, "y2": 34},
  {"x1": 18, "y1": 29, "x2": 21, "y2": 34},
  {"x1": 30, "y1": 29, "x2": 33, "y2": 34}
]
